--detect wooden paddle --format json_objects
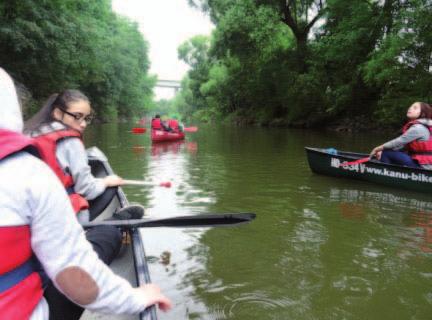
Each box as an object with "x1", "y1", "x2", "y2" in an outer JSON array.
[
  {"x1": 123, "y1": 180, "x2": 172, "y2": 188},
  {"x1": 82, "y1": 213, "x2": 256, "y2": 229},
  {"x1": 341, "y1": 157, "x2": 370, "y2": 166}
]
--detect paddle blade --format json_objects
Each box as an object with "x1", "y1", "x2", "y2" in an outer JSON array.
[
  {"x1": 131, "y1": 127, "x2": 146, "y2": 134},
  {"x1": 184, "y1": 126, "x2": 198, "y2": 132},
  {"x1": 83, "y1": 213, "x2": 256, "y2": 229},
  {"x1": 341, "y1": 157, "x2": 370, "y2": 166}
]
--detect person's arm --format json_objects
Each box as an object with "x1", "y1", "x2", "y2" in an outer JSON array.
[
  {"x1": 382, "y1": 124, "x2": 429, "y2": 149},
  {"x1": 57, "y1": 138, "x2": 122, "y2": 200},
  {"x1": 370, "y1": 124, "x2": 429, "y2": 157},
  {"x1": 27, "y1": 156, "x2": 170, "y2": 314}
]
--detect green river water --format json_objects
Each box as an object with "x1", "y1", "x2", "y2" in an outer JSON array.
[{"x1": 85, "y1": 124, "x2": 432, "y2": 320}]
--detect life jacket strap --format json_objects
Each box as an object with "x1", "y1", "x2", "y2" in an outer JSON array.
[
  {"x1": 0, "y1": 259, "x2": 37, "y2": 293},
  {"x1": 66, "y1": 185, "x2": 75, "y2": 194}
]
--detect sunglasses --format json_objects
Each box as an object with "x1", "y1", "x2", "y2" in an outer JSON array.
[{"x1": 58, "y1": 107, "x2": 95, "y2": 124}]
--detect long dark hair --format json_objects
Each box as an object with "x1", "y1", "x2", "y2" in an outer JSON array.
[{"x1": 24, "y1": 89, "x2": 90, "y2": 133}]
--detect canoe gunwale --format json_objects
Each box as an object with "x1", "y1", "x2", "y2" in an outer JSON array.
[{"x1": 88, "y1": 149, "x2": 157, "y2": 320}]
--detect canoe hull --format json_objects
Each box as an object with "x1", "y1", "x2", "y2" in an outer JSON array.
[
  {"x1": 151, "y1": 129, "x2": 185, "y2": 142},
  {"x1": 82, "y1": 147, "x2": 156, "y2": 320},
  {"x1": 305, "y1": 147, "x2": 432, "y2": 194}
]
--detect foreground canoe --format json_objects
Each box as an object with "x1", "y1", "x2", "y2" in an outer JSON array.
[
  {"x1": 305, "y1": 147, "x2": 432, "y2": 194},
  {"x1": 151, "y1": 129, "x2": 185, "y2": 143},
  {"x1": 82, "y1": 147, "x2": 156, "y2": 320}
]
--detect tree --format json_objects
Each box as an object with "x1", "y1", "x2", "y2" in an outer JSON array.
[{"x1": 0, "y1": 0, "x2": 154, "y2": 121}]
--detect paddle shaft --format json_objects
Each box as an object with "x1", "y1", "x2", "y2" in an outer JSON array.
[
  {"x1": 123, "y1": 180, "x2": 171, "y2": 187},
  {"x1": 83, "y1": 213, "x2": 256, "y2": 229},
  {"x1": 341, "y1": 157, "x2": 370, "y2": 166},
  {"x1": 123, "y1": 179, "x2": 153, "y2": 186}
]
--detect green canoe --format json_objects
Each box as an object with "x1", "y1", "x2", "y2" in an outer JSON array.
[{"x1": 305, "y1": 147, "x2": 432, "y2": 194}]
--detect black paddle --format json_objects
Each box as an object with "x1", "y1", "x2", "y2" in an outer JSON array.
[{"x1": 83, "y1": 213, "x2": 256, "y2": 229}]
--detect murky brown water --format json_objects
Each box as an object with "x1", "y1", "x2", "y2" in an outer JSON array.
[{"x1": 85, "y1": 124, "x2": 432, "y2": 320}]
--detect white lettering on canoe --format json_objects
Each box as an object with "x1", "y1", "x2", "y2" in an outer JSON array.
[{"x1": 330, "y1": 157, "x2": 432, "y2": 183}]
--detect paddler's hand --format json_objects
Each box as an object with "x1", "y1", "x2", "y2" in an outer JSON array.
[
  {"x1": 138, "y1": 284, "x2": 172, "y2": 312},
  {"x1": 370, "y1": 145, "x2": 384, "y2": 159},
  {"x1": 103, "y1": 175, "x2": 124, "y2": 187}
]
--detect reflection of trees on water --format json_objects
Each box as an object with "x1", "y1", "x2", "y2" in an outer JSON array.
[
  {"x1": 406, "y1": 211, "x2": 432, "y2": 253},
  {"x1": 175, "y1": 128, "x2": 432, "y2": 319},
  {"x1": 136, "y1": 138, "x2": 220, "y2": 320},
  {"x1": 329, "y1": 188, "x2": 432, "y2": 212},
  {"x1": 330, "y1": 187, "x2": 432, "y2": 255},
  {"x1": 135, "y1": 125, "x2": 432, "y2": 319}
]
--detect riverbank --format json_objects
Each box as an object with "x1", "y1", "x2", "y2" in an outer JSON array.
[{"x1": 221, "y1": 114, "x2": 397, "y2": 133}]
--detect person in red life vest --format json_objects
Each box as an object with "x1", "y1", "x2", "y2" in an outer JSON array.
[
  {"x1": 151, "y1": 114, "x2": 163, "y2": 130},
  {"x1": 370, "y1": 102, "x2": 432, "y2": 169},
  {"x1": 25, "y1": 90, "x2": 143, "y2": 222},
  {"x1": 24, "y1": 90, "x2": 146, "y2": 319},
  {"x1": 0, "y1": 68, "x2": 172, "y2": 319},
  {"x1": 167, "y1": 118, "x2": 184, "y2": 133},
  {"x1": 151, "y1": 114, "x2": 172, "y2": 132}
]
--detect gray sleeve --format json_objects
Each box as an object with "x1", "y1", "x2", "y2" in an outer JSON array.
[
  {"x1": 382, "y1": 124, "x2": 430, "y2": 150},
  {"x1": 56, "y1": 138, "x2": 106, "y2": 200}
]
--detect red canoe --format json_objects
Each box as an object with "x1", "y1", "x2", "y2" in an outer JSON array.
[{"x1": 151, "y1": 129, "x2": 185, "y2": 143}]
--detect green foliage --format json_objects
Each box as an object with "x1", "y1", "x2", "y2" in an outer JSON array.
[
  {"x1": 181, "y1": 0, "x2": 432, "y2": 128},
  {"x1": 0, "y1": 0, "x2": 153, "y2": 121},
  {"x1": 362, "y1": 0, "x2": 432, "y2": 125}
]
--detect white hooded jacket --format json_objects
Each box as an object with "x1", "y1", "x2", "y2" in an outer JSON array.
[{"x1": 0, "y1": 68, "x2": 150, "y2": 318}]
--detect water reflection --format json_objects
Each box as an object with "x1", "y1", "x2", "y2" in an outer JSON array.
[
  {"x1": 328, "y1": 187, "x2": 432, "y2": 212},
  {"x1": 405, "y1": 211, "x2": 432, "y2": 253},
  {"x1": 131, "y1": 145, "x2": 145, "y2": 157},
  {"x1": 150, "y1": 141, "x2": 198, "y2": 158},
  {"x1": 86, "y1": 124, "x2": 432, "y2": 320},
  {"x1": 137, "y1": 139, "x2": 218, "y2": 319},
  {"x1": 328, "y1": 186, "x2": 432, "y2": 255}
]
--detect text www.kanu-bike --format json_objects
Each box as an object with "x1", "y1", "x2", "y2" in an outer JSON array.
[{"x1": 330, "y1": 158, "x2": 432, "y2": 183}]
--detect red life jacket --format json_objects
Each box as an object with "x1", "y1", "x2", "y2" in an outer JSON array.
[
  {"x1": 168, "y1": 119, "x2": 179, "y2": 132},
  {"x1": 151, "y1": 118, "x2": 162, "y2": 130},
  {"x1": 33, "y1": 129, "x2": 89, "y2": 213},
  {"x1": 403, "y1": 120, "x2": 432, "y2": 164},
  {"x1": 0, "y1": 129, "x2": 44, "y2": 319}
]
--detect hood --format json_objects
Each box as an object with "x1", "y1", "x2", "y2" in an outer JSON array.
[{"x1": 0, "y1": 68, "x2": 23, "y2": 132}]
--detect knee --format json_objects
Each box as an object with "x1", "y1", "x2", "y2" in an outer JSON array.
[
  {"x1": 380, "y1": 150, "x2": 391, "y2": 162},
  {"x1": 88, "y1": 225, "x2": 122, "y2": 247},
  {"x1": 100, "y1": 225, "x2": 122, "y2": 243}
]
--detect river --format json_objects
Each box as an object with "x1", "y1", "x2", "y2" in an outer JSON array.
[{"x1": 85, "y1": 123, "x2": 432, "y2": 320}]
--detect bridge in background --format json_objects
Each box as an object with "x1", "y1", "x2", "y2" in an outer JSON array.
[
  {"x1": 154, "y1": 79, "x2": 181, "y2": 99},
  {"x1": 156, "y1": 79, "x2": 181, "y2": 90}
]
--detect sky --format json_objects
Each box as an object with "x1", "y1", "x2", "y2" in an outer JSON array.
[{"x1": 112, "y1": 0, "x2": 214, "y2": 99}]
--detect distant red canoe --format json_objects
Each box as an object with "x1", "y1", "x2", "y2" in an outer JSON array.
[{"x1": 151, "y1": 129, "x2": 185, "y2": 143}]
